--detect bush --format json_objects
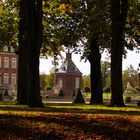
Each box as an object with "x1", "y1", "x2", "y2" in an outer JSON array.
[
  {"x1": 73, "y1": 89, "x2": 85, "y2": 104},
  {"x1": 103, "y1": 86, "x2": 111, "y2": 93},
  {"x1": 125, "y1": 96, "x2": 131, "y2": 103},
  {"x1": 58, "y1": 89, "x2": 64, "y2": 97},
  {"x1": 84, "y1": 87, "x2": 90, "y2": 92}
]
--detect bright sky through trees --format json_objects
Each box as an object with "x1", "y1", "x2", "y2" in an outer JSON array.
[{"x1": 40, "y1": 50, "x2": 140, "y2": 75}]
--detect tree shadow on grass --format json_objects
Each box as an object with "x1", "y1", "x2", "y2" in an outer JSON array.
[
  {"x1": 0, "y1": 112, "x2": 140, "y2": 139},
  {"x1": 0, "y1": 101, "x2": 140, "y2": 139}
]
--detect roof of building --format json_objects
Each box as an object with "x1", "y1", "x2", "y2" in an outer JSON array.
[
  {"x1": 0, "y1": 46, "x2": 16, "y2": 53},
  {"x1": 55, "y1": 53, "x2": 82, "y2": 74}
]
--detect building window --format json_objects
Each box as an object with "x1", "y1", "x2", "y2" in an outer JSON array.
[
  {"x1": 11, "y1": 58, "x2": 16, "y2": 68},
  {"x1": 4, "y1": 73, "x2": 9, "y2": 84},
  {"x1": 75, "y1": 77, "x2": 80, "y2": 89},
  {"x1": 62, "y1": 67, "x2": 66, "y2": 71},
  {"x1": 11, "y1": 46, "x2": 15, "y2": 52},
  {"x1": 58, "y1": 78, "x2": 63, "y2": 88},
  {"x1": 11, "y1": 74, "x2": 16, "y2": 84},
  {"x1": 4, "y1": 57, "x2": 9, "y2": 68},
  {"x1": 0, "y1": 57, "x2": 1, "y2": 68}
]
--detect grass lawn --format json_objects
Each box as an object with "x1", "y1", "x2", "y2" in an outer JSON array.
[{"x1": 0, "y1": 101, "x2": 140, "y2": 140}]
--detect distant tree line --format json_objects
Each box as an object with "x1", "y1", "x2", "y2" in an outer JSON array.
[{"x1": 41, "y1": 64, "x2": 139, "y2": 94}]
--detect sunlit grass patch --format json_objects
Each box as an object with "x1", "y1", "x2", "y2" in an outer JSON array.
[
  {"x1": 0, "y1": 101, "x2": 140, "y2": 115},
  {"x1": 45, "y1": 103, "x2": 140, "y2": 115}
]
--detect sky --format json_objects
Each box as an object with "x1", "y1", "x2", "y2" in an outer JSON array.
[{"x1": 39, "y1": 50, "x2": 140, "y2": 75}]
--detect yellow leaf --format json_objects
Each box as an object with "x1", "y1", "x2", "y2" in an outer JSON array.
[{"x1": 59, "y1": 4, "x2": 66, "y2": 12}]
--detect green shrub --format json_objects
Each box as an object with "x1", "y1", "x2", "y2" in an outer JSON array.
[
  {"x1": 125, "y1": 96, "x2": 131, "y2": 103},
  {"x1": 58, "y1": 89, "x2": 64, "y2": 97},
  {"x1": 73, "y1": 89, "x2": 85, "y2": 104},
  {"x1": 103, "y1": 86, "x2": 111, "y2": 93}
]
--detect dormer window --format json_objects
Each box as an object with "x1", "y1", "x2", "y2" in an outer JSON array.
[
  {"x1": 55, "y1": 68, "x2": 58, "y2": 72},
  {"x1": 11, "y1": 46, "x2": 15, "y2": 52},
  {"x1": 3, "y1": 46, "x2": 8, "y2": 52},
  {"x1": 74, "y1": 67, "x2": 78, "y2": 72},
  {"x1": 62, "y1": 67, "x2": 66, "y2": 71}
]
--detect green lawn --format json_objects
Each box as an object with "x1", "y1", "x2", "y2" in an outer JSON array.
[
  {"x1": 0, "y1": 101, "x2": 140, "y2": 139},
  {"x1": 84, "y1": 92, "x2": 140, "y2": 105}
]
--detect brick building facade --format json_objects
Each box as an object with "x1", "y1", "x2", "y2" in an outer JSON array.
[
  {"x1": 0, "y1": 46, "x2": 18, "y2": 95},
  {"x1": 54, "y1": 53, "x2": 82, "y2": 97}
]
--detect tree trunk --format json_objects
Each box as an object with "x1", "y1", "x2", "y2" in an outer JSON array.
[
  {"x1": 17, "y1": 0, "x2": 43, "y2": 107},
  {"x1": 87, "y1": 38, "x2": 103, "y2": 104},
  {"x1": 26, "y1": 0, "x2": 43, "y2": 107},
  {"x1": 110, "y1": 0, "x2": 128, "y2": 106},
  {"x1": 17, "y1": 0, "x2": 28, "y2": 104}
]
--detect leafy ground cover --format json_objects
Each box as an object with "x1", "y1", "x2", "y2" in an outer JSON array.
[{"x1": 0, "y1": 102, "x2": 140, "y2": 140}]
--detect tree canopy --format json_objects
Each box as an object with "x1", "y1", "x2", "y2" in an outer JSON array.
[
  {"x1": 0, "y1": 0, "x2": 139, "y2": 106},
  {"x1": 0, "y1": 0, "x2": 18, "y2": 47}
]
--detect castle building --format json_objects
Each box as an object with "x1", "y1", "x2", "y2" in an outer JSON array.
[
  {"x1": 54, "y1": 53, "x2": 82, "y2": 97},
  {"x1": 0, "y1": 46, "x2": 18, "y2": 94}
]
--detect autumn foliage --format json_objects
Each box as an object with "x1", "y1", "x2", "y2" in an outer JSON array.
[
  {"x1": 0, "y1": 103, "x2": 140, "y2": 139},
  {"x1": 0, "y1": 112, "x2": 140, "y2": 140}
]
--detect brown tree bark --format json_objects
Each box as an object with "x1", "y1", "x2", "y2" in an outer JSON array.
[
  {"x1": 17, "y1": 0, "x2": 28, "y2": 104},
  {"x1": 17, "y1": 0, "x2": 43, "y2": 107},
  {"x1": 26, "y1": 0, "x2": 43, "y2": 107},
  {"x1": 110, "y1": 0, "x2": 129, "y2": 106},
  {"x1": 87, "y1": 38, "x2": 103, "y2": 104}
]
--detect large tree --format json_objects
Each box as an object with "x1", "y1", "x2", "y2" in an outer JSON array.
[
  {"x1": 42, "y1": 0, "x2": 111, "y2": 104},
  {"x1": 26, "y1": 0, "x2": 43, "y2": 107},
  {"x1": 81, "y1": 0, "x2": 111, "y2": 104},
  {"x1": 17, "y1": 0, "x2": 43, "y2": 107},
  {"x1": 110, "y1": 0, "x2": 129, "y2": 106},
  {"x1": 39, "y1": 0, "x2": 139, "y2": 106},
  {"x1": 87, "y1": 37, "x2": 103, "y2": 104}
]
